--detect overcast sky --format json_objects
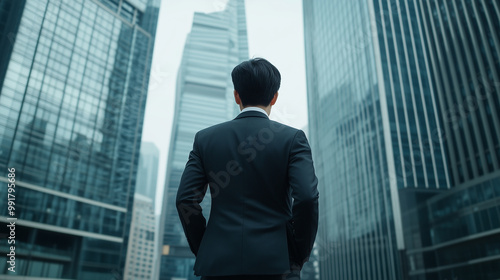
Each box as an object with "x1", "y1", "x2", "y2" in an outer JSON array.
[{"x1": 142, "y1": 0, "x2": 308, "y2": 214}]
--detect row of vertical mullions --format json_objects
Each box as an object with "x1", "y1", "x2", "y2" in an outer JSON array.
[
  {"x1": 458, "y1": 0, "x2": 500, "y2": 173},
  {"x1": 385, "y1": 0, "x2": 448, "y2": 190},
  {"x1": 361, "y1": 2, "x2": 399, "y2": 277},
  {"x1": 379, "y1": 0, "x2": 407, "y2": 277},
  {"x1": 439, "y1": 0, "x2": 486, "y2": 180},
  {"x1": 454, "y1": 0, "x2": 500, "y2": 174},
  {"x1": 423, "y1": 0, "x2": 500, "y2": 184},
  {"x1": 373, "y1": 0, "x2": 404, "y2": 278},
  {"x1": 420, "y1": 0, "x2": 468, "y2": 185},
  {"x1": 394, "y1": 0, "x2": 430, "y2": 189},
  {"x1": 385, "y1": 0, "x2": 418, "y2": 189},
  {"x1": 378, "y1": 0, "x2": 408, "y2": 189},
  {"x1": 411, "y1": 0, "x2": 452, "y2": 190},
  {"x1": 471, "y1": 0, "x2": 500, "y2": 165},
  {"x1": 367, "y1": 12, "x2": 396, "y2": 275},
  {"x1": 359, "y1": 26, "x2": 392, "y2": 279},
  {"x1": 404, "y1": 0, "x2": 447, "y2": 189}
]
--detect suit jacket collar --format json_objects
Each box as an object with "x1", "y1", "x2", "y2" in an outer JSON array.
[{"x1": 234, "y1": 110, "x2": 269, "y2": 120}]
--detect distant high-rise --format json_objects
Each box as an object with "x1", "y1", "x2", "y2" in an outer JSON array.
[
  {"x1": 158, "y1": 0, "x2": 248, "y2": 279},
  {"x1": 132, "y1": 141, "x2": 160, "y2": 279},
  {"x1": 0, "y1": 0, "x2": 159, "y2": 278},
  {"x1": 303, "y1": 0, "x2": 500, "y2": 279},
  {"x1": 135, "y1": 141, "x2": 160, "y2": 206},
  {"x1": 124, "y1": 193, "x2": 156, "y2": 280}
]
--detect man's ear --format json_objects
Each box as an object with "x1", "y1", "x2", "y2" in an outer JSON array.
[
  {"x1": 234, "y1": 90, "x2": 241, "y2": 105},
  {"x1": 270, "y1": 92, "x2": 278, "y2": 106}
]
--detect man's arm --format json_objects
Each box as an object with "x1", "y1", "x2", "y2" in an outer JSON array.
[
  {"x1": 176, "y1": 132, "x2": 208, "y2": 256},
  {"x1": 287, "y1": 129, "x2": 319, "y2": 268}
]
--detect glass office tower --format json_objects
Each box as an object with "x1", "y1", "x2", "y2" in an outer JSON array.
[
  {"x1": 305, "y1": 0, "x2": 500, "y2": 279},
  {"x1": 303, "y1": 0, "x2": 450, "y2": 279},
  {"x1": 0, "y1": 0, "x2": 159, "y2": 278},
  {"x1": 402, "y1": 1, "x2": 500, "y2": 279},
  {"x1": 159, "y1": 0, "x2": 249, "y2": 279}
]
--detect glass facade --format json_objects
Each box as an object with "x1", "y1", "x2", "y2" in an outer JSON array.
[
  {"x1": 372, "y1": 0, "x2": 450, "y2": 189},
  {"x1": 402, "y1": 174, "x2": 500, "y2": 280},
  {"x1": 305, "y1": 1, "x2": 401, "y2": 278},
  {"x1": 418, "y1": 0, "x2": 500, "y2": 185},
  {"x1": 401, "y1": 1, "x2": 500, "y2": 279},
  {"x1": 304, "y1": 0, "x2": 500, "y2": 279},
  {"x1": 0, "y1": 0, "x2": 159, "y2": 278},
  {"x1": 158, "y1": 0, "x2": 249, "y2": 279},
  {"x1": 303, "y1": 0, "x2": 450, "y2": 279}
]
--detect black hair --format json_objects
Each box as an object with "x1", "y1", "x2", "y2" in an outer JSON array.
[{"x1": 231, "y1": 57, "x2": 281, "y2": 107}]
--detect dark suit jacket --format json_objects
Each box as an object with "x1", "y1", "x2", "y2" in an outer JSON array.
[{"x1": 176, "y1": 110, "x2": 319, "y2": 276}]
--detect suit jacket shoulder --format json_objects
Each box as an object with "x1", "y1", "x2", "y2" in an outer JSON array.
[{"x1": 195, "y1": 113, "x2": 301, "y2": 146}]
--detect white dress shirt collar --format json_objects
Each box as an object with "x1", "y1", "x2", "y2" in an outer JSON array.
[{"x1": 239, "y1": 106, "x2": 269, "y2": 117}]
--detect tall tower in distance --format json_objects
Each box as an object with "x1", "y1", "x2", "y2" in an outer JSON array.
[
  {"x1": 158, "y1": 0, "x2": 249, "y2": 279},
  {"x1": 303, "y1": 0, "x2": 500, "y2": 279},
  {"x1": 0, "y1": 0, "x2": 160, "y2": 278},
  {"x1": 135, "y1": 141, "x2": 160, "y2": 206},
  {"x1": 124, "y1": 141, "x2": 160, "y2": 279},
  {"x1": 123, "y1": 193, "x2": 156, "y2": 280}
]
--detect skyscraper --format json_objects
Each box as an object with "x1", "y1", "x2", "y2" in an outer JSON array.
[
  {"x1": 135, "y1": 141, "x2": 160, "y2": 206},
  {"x1": 158, "y1": 0, "x2": 248, "y2": 279},
  {"x1": 125, "y1": 141, "x2": 160, "y2": 280},
  {"x1": 124, "y1": 193, "x2": 156, "y2": 280},
  {"x1": 303, "y1": 0, "x2": 450, "y2": 279},
  {"x1": 401, "y1": 1, "x2": 500, "y2": 279},
  {"x1": 304, "y1": 0, "x2": 500, "y2": 279},
  {"x1": 0, "y1": 0, "x2": 159, "y2": 278}
]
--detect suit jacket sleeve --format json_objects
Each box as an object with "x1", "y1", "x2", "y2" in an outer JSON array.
[
  {"x1": 288, "y1": 129, "x2": 319, "y2": 267},
  {"x1": 176, "y1": 132, "x2": 208, "y2": 256}
]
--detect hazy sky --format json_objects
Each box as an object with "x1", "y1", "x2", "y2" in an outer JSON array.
[{"x1": 142, "y1": 0, "x2": 308, "y2": 214}]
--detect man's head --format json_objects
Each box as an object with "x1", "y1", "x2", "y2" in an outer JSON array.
[{"x1": 231, "y1": 58, "x2": 280, "y2": 111}]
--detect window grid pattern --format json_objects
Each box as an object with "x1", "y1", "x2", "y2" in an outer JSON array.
[{"x1": 0, "y1": 0, "x2": 159, "y2": 278}]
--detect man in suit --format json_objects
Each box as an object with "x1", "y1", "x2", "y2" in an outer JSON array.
[{"x1": 176, "y1": 58, "x2": 319, "y2": 280}]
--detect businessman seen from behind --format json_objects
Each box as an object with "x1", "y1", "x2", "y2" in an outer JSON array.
[{"x1": 176, "y1": 58, "x2": 319, "y2": 280}]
